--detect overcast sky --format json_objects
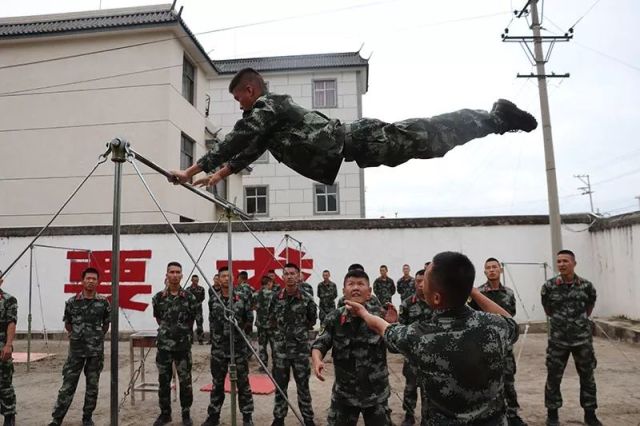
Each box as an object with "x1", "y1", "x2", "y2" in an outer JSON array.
[{"x1": 3, "y1": 0, "x2": 639, "y2": 219}]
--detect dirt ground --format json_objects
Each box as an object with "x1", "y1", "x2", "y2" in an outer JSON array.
[{"x1": 12, "y1": 334, "x2": 640, "y2": 425}]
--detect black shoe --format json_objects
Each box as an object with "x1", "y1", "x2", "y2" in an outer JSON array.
[
  {"x1": 304, "y1": 420, "x2": 315, "y2": 426},
  {"x1": 584, "y1": 409, "x2": 603, "y2": 426},
  {"x1": 81, "y1": 416, "x2": 95, "y2": 426},
  {"x1": 546, "y1": 409, "x2": 559, "y2": 426},
  {"x1": 242, "y1": 414, "x2": 254, "y2": 426},
  {"x1": 491, "y1": 99, "x2": 538, "y2": 134},
  {"x1": 198, "y1": 340, "x2": 204, "y2": 345},
  {"x1": 47, "y1": 419, "x2": 63, "y2": 426},
  {"x1": 153, "y1": 413, "x2": 172, "y2": 426},
  {"x1": 182, "y1": 411, "x2": 193, "y2": 426},
  {"x1": 201, "y1": 416, "x2": 220, "y2": 426},
  {"x1": 507, "y1": 414, "x2": 528, "y2": 426},
  {"x1": 271, "y1": 418, "x2": 285, "y2": 426},
  {"x1": 401, "y1": 414, "x2": 416, "y2": 426},
  {"x1": 3, "y1": 415, "x2": 15, "y2": 426}
]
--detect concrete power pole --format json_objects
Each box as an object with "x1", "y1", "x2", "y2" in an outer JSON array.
[{"x1": 502, "y1": 0, "x2": 572, "y2": 270}]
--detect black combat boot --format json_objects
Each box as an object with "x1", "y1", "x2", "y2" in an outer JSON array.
[
  {"x1": 507, "y1": 413, "x2": 528, "y2": 426},
  {"x1": 546, "y1": 408, "x2": 559, "y2": 426},
  {"x1": 3, "y1": 414, "x2": 15, "y2": 426},
  {"x1": 584, "y1": 409, "x2": 603, "y2": 426},
  {"x1": 242, "y1": 413, "x2": 254, "y2": 426},
  {"x1": 47, "y1": 418, "x2": 63, "y2": 426},
  {"x1": 271, "y1": 418, "x2": 285, "y2": 426},
  {"x1": 81, "y1": 415, "x2": 95, "y2": 426},
  {"x1": 182, "y1": 410, "x2": 193, "y2": 426},
  {"x1": 401, "y1": 413, "x2": 416, "y2": 426},
  {"x1": 201, "y1": 415, "x2": 220, "y2": 426},
  {"x1": 491, "y1": 99, "x2": 538, "y2": 134},
  {"x1": 153, "y1": 413, "x2": 172, "y2": 426}
]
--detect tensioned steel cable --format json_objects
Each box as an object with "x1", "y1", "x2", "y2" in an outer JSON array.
[{"x1": 181, "y1": 216, "x2": 225, "y2": 289}]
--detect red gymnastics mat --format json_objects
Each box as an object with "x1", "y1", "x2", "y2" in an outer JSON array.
[
  {"x1": 200, "y1": 374, "x2": 275, "y2": 395},
  {"x1": 12, "y1": 352, "x2": 54, "y2": 363}
]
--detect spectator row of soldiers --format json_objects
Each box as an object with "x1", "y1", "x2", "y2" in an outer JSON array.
[{"x1": 0, "y1": 247, "x2": 602, "y2": 426}]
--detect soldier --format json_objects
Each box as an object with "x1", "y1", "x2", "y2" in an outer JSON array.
[
  {"x1": 236, "y1": 271, "x2": 255, "y2": 334},
  {"x1": 398, "y1": 269, "x2": 432, "y2": 426},
  {"x1": 202, "y1": 267, "x2": 254, "y2": 426},
  {"x1": 541, "y1": 250, "x2": 601, "y2": 426},
  {"x1": 347, "y1": 251, "x2": 519, "y2": 424},
  {"x1": 152, "y1": 262, "x2": 197, "y2": 426},
  {"x1": 0, "y1": 271, "x2": 17, "y2": 426},
  {"x1": 396, "y1": 264, "x2": 416, "y2": 301},
  {"x1": 48, "y1": 267, "x2": 110, "y2": 426},
  {"x1": 468, "y1": 258, "x2": 526, "y2": 426},
  {"x1": 185, "y1": 274, "x2": 206, "y2": 345},
  {"x1": 298, "y1": 271, "x2": 314, "y2": 298},
  {"x1": 170, "y1": 68, "x2": 537, "y2": 189},
  {"x1": 373, "y1": 265, "x2": 396, "y2": 306},
  {"x1": 253, "y1": 275, "x2": 276, "y2": 370},
  {"x1": 267, "y1": 270, "x2": 282, "y2": 293},
  {"x1": 268, "y1": 263, "x2": 317, "y2": 426},
  {"x1": 317, "y1": 270, "x2": 338, "y2": 324}
]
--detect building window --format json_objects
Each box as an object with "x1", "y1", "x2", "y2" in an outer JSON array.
[
  {"x1": 182, "y1": 56, "x2": 195, "y2": 105},
  {"x1": 313, "y1": 79, "x2": 337, "y2": 108},
  {"x1": 244, "y1": 186, "x2": 268, "y2": 216},
  {"x1": 180, "y1": 133, "x2": 195, "y2": 170},
  {"x1": 314, "y1": 184, "x2": 339, "y2": 214}
]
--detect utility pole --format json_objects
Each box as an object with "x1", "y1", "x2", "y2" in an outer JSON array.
[
  {"x1": 574, "y1": 174, "x2": 595, "y2": 213},
  {"x1": 502, "y1": 0, "x2": 572, "y2": 270}
]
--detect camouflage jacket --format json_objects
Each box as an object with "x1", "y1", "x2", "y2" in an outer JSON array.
[
  {"x1": 268, "y1": 287, "x2": 317, "y2": 359},
  {"x1": 152, "y1": 289, "x2": 197, "y2": 352},
  {"x1": 541, "y1": 274, "x2": 597, "y2": 347},
  {"x1": 337, "y1": 295, "x2": 383, "y2": 312},
  {"x1": 236, "y1": 282, "x2": 255, "y2": 321},
  {"x1": 209, "y1": 290, "x2": 252, "y2": 359},
  {"x1": 312, "y1": 305, "x2": 390, "y2": 407},
  {"x1": 299, "y1": 281, "x2": 314, "y2": 298},
  {"x1": 396, "y1": 276, "x2": 416, "y2": 301},
  {"x1": 373, "y1": 276, "x2": 396, "y2": 306},
  {"x1": 0, "y1": 290, "x2": 17, "y2": 351},
  {"x1": 253, "y1": 286, "x2": 276, "y2": 329},
  {"x1": 469, "y1": 282, "x2": 516, "y2": 316},
  {"x1": 64, "y1": 292, "x2": 111, "y2": 357},
  {"x1": 317, "y1": 281, "x2": 338, "y2": 310},
  {"x1": 385, "y1": 305, "x2": 519, "y2": 425},
  {"x1": 185, "y1": 284, "x2": 205, "y2": 305},
  {"x1": 399, "y1": 295, "x2": 433, "y2": 326},
  {"x1": 196, "y1": 93, "x2": 344, "y2": 185}
]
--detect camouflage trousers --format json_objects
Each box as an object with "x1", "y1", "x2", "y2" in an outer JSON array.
[
  {"x1": 257, "y1": 327, "x2": 275, "y2": 369},
  {"x1": 273, "y1": 356, "x2": 314, "y2": 422},
  {"x1": 51, "y1": 354, "x2": 103, "y2": 420},
  {"x1": 402, "y1": 359, "x2": 421, "y2": 418},
  {"x1": 504, "y1": 349, "x2": 521, "y2": 417},
  {"x1": 344, "y1": 110, "x2": 497, "y2": 168},
  {"x1": 0, "y1": 359, "x2": 16, "y2": 416},
  {"x1": 327, "y1": 397, "x2": 392, "y2": 426},
  {"x1": 156, "y1": 349, "x2": 193, "y2": 415},
  {"x1": 545, "y1": 341, "x2": 597, "y2": 409},
  {"x1": 207, "y1": 355, "x2": 254, "y2": 419},
  {"x1": 319, "y1": 303, "x2": 336, "y2": 324},
  {"x1": 194, "y1": 305, "x2": 204, "y2": 343}
]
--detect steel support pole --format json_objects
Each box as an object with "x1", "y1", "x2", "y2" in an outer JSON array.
[
  {"x1": 227, "y1": 209, "x2": 237, "y2": 426},
  {"x1": 27, "y1": 246, "x2": 33, "y2": 371}
]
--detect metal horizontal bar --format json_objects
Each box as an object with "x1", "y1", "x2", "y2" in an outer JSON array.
[
  {"x1": 517, "y1": 73, "x2": 570, "y2": 78},
  {"x1": 502, "y1": 35, "x2": 572, "y2": 42}
]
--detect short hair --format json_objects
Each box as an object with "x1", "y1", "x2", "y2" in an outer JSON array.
[
  {"x1": 261, "y1": 275, "x2": 273, "y2": 287},
  {"x1": 167, "y1": 261, "x2": 182, "y2": 270},
  {"x1": 379, "y1": 265, "x2": 388, "y2": 270},
  {"x1": 485, "y1": 257, "x2": 501, "y2": 265},
  {"x1": 284, "y1": 263, "x2": 300, "y2": 272},
  {"x1": 415, "y1": 269, "x2": 425, "y2": 277},
  {"x1": 557, "y1": 249, "x2": 576, "y2": 259},
  {"x1": 218, "y1": 266, "x2": 229, "y2": 273},
  {"x1": 191, "y1": 274, "x2": 199, "y2": 278},
  {"x1": 238, "y1": 271, "x2": 248, "y2": 279},
  {"x1": 429, "y1": 252, "x2": 475, "y2": 307},
  {"x1": 229, "y1": 68, "x2": 267, "y2": 93},
  {"x1": 322, "y1": 269, "x2": 330, "y2": 274},
  {"x1": 343, "y1": 269, "x2": 370, "y2": 286},
  {"x1": 82, "y1": 267, "x2": 100, "y2": 279},
  {"x1": 348, "y1": 263, "x2": 365, "y2": 272},
  {"x1": 403, "y1": 264, "x2": 410, "y2": 268}
]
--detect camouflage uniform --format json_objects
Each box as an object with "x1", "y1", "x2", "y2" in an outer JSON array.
[
  {"x1": 197, "y1": 93, "x2": 506, "y2": 186},
  {"x1": 185, "y1": 283, "x2": 205, "y2": 344},
  {"x1": 152, "y1": 289, "x2": 197, "y2": 417},
  {"x1": 253, "y1": 286, "x2": 276, "y2": 368},
  {"x1": 236, "y1": 282, "x2": 255, "y2": 334},
  {"x1": 385, "y1": 305, "x2": 519, "y2": 425},
  {"x1": 337, "y1": 294, "x2": 382, "y2": 310},
  {"x1": 268, "y1": 287, "x2": 317, "y2": 423},
  {"x1": 373, "y1": 276, "x2": 396, "y2": 306},
  {"x1": 51, "y1": 293, "x2": 110, "y2": 422},
  {"x1": 541, "y1": 275, "x2": 597, "y2": 410},
  {"x1": 316, "y1": 280, "x2": 338, "y2": 324},
  {"x1": 396, "y1": 276, "x2": 416, "y2": 301},
  {"x1": 0, "y1": 290, "x2": 17, "y2": 418},
  {"x1": 312, "y1": 304, "x2": 392, "y2": 426},
  {"x1": 299, "y1": 281, "x2": 314, "y2": 297},
  {"x1": 206, "y1": 290, "x2": 254, "y2": 422},
  {"x1": 398, "y1": 295, "x2": 433, "y2": 421}
]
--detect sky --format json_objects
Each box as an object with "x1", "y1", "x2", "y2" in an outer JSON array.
[{"x1": 3, "y1": 0, "x2": 639, "y2": 219}]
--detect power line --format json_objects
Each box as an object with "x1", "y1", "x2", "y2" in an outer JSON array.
[
  {"x1": 569, "y1": 0, "x2": 604, "y2": 30},
  {"x1": 0, "y1": 82, "x2": 170, "y2": 98}
]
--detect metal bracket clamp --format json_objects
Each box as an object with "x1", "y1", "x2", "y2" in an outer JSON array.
[{"x1": 109, "y1": 137, "x2": 130, "y2": 163}]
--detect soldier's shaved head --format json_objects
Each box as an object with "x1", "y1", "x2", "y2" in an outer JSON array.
[
  {"x1": 229, "y1": 68, "x2": 267, "y2": 93},
  {"x1": 426, "y1": 251, "x2": 475, "y2": 308}
]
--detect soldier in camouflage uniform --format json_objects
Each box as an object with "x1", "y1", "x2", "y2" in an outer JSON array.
[
  {"x1": 348, "y1": 252, "x2": 519, "y2": 425},
  {"x1": 253, "y1": 275, "x2": 276, "y2": 370},
  {"x1": 373, "y1": 265, "x2": 395, "y2": 306},
  {"x1": 152, "y1": 262, "x2": 198, "y2": 426},
  {"x1": 185, "y1": 274, "x2": 206, "y2": 345},
  {"x1": 468, "y1": 258, "x2": 527, "y2": 426},
  {"x1": 236, "y1": 271, "x2": 255, "y2": 335},
  {"x1": 398, "y1": 269, "x2": 432, "y2": 426},
  {"x1": 396, "y1": 264, "x2": 416, "y2": 301},
  {"x1": 312, "y1": 269, "x2": 392, "y2": 425},
  {"x1": 49, "y1": 267, "x2": 110, "y2": 426},
  {"x1": 298, "y1": 271, "x2": 314, "y2": 298},
  {"x1": 317, "y1": 270, "x2": 338, "y2": 324},
  {"x1": 170, "y1": 68, "x2": 537, "y2": 189},
  {"x1": 268, "y1": 263, "x2": 317, "y2": 426},
  {"x1": 202, "y1": 267, "x2": 254, "y2": 426},
  {"x1": 0, "y1": 271, "x2": 17, "y2": 426},
  {"x1": 541, "y1": 250, "x2": 601, "y2": 426}
]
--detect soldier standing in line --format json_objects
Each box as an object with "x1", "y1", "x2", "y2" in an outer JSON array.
[
  {"x1": 185, "y1": 274, "x2": 206, "y2": 345},
  {"x1": 541, "y1": 250, "x2": 602, "y2": 426},
  {"x1": 267, "y1": 270, "x2": 281, "y2": 293},
  {"x1": 312, "y1": 268, "x2": 394, "y2": 425},
  {"x1": 202, "y1": 267, "x2": 254, "y2": 426},
  {"x1": 373, "y1": 265, "x2": 396, "y2": 306},
  {"x1": 268, "y1": 263, "x2": 317, "y2": 426},
  {"x1": 337, "y1": 264, "x2": 384, "y2": 310},
  {"x1": 298, "y1": 271, "x2": 314, "y2": 298},
  {"x1": 236, "y1": 271, "x2": 255, "y2": 335},
  {"x1": 253, "y1": 275, "x2": 277, "y2": 371},
  {"x1": 48, "y1": 267, "x2": 110, "y2": 426},
  {"x1": 396, "y1": 264, "x2": 416, "y2": 301},
  {"x1": 207, "y1": 274, "x2": 221, "y2": 345},
  {"x1": 317, "y1": 270, "x2": 338, "y2": 324},
  {"x1": 152, "y1": 262, "x2": 197, "y2": 426},
  {"x1": 0, "y1": 271, "x2": 17, "y2": 426},
  {"x1": 398, "y1": 269, "x2": 432, "y2": 426}
]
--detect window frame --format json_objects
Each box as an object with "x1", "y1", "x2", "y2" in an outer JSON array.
[
  {"x1": 244, "y1": 185, "x2": 269, "y2": 216},
  {"x1": 312, "y1": 79, "x2": 338, "y2": 109},
  {"x1": 313, "y1": 183, "x2": 340, "y2": 215},
  {"x1": 182, "y1": 55, "x2": 196, "y2": 105},
  {"x1": 180, "y1": 133, "x2": 195, "y2": 170}
]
